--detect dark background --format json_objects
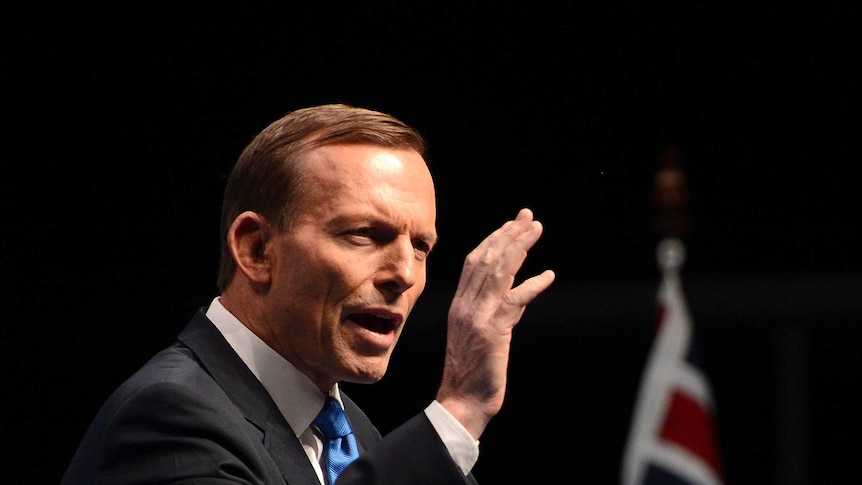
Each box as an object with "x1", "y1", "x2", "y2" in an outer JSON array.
[{"x1": 4, "y1": 2, "x2": 860, "y2": 483}]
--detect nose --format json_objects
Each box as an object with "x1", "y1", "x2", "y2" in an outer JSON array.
[{"x1": 377, "y1": 237, "x2": 418, "y2": 295}]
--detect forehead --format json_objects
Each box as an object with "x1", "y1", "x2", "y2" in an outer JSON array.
[
  {"x1": 300, "y1": 142, "x2": 432, "y2": 185},
  {"x1": 296, "y1": 144, "x2": 437, "y2": 230}
]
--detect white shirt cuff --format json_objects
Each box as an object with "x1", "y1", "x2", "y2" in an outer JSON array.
[{"x1": 424, "y1": 400, "x2": 480, "y2": 475}]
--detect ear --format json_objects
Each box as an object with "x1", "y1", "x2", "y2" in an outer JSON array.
[{"x1": 227, "y1": 211, "x2": 273, "y2": 288}]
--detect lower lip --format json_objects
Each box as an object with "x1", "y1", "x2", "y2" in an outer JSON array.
[{"x1": 349, "y1": 321, "x2": 396, "y2": 352}]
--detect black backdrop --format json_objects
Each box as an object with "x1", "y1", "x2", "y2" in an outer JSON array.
[{"x1": 4, "y1": 2, "x2": 861, "y2": 483}]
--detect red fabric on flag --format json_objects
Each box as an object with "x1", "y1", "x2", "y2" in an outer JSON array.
[{"x1": 660, "y1": 389, "x2": 723, "y2": 473}]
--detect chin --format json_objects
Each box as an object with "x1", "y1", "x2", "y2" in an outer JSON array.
[{"x1": 343, "y1": 358, "x2": 390, "y2": 385}]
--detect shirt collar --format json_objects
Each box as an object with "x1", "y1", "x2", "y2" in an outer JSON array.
[{"x1": 205, "y1": 296, "x2": 342, "y2": 437}]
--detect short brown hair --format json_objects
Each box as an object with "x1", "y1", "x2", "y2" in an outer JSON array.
[{"x1": 216, "y1": 104, "x2": 427, "y2": 291}]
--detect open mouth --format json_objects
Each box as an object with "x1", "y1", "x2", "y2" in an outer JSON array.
[{"x1": 349, "y1": 313, "x2": 398, "y2": 334}]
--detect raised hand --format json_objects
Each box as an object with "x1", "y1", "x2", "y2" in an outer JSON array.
[{"x1": 436, "y1": 208, "x2": 556, "y2": 439}]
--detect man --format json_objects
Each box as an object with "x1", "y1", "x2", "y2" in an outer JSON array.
[{"x1": 61, "y1": 104, "x2": 555, "y2": 484}]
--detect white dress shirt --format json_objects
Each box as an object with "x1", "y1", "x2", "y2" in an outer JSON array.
[{"x1": 205, "y1": 297, "x2": 479, "y2": 482}]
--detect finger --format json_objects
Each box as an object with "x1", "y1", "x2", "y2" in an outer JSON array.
[
  {"x1": 455, "y1": 209, "x2": 536, "y2": 299},
  {"x1": 499, "y1": 219, "x2": 544, "y2": 277},
  {"x1": 474, "y1": 218, "x2": 545, "y2": 301},
  {"x1": 505, "y1": 269, "x2": 556, "y2": 308}
]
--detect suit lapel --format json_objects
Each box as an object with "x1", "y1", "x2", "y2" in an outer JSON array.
[
  {"x1": 178, "y1": 309, "x2": 320, "y2": 484},
  {"x1": 341, "y1": 393, "x2": 382, "y2": 453}
]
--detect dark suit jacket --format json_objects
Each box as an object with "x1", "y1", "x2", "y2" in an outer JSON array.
[{"x1": 61, "y1": 308, "x2": 479, "y2": 484}]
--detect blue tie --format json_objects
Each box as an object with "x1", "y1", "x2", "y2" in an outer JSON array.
[{"x1": 313, "y1": 397, "x2": 359, "y2": 485}]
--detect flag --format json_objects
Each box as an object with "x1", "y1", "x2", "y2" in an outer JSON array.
[{"x1": 621, "y1": 237, "x2": 724, "y2": 485}]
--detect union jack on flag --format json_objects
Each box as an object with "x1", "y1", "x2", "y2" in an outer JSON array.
[{"x1": 621, "y1": 238, "x2": 724, "y2": 485}]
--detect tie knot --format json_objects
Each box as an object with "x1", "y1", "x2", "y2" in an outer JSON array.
[{"x1": 313, "y1": 397, "x2": 353, "y2": 439}]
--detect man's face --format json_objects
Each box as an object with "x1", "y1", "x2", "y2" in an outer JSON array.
[{"x1": 265, "y1": 143, "x2": 437, "y2": 390}]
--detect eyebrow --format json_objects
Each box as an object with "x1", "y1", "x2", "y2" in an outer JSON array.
[{"x1": 422, "y1": 232, "x2": 440, "y2": 250}]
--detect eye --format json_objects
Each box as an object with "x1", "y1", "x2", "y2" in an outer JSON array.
[
  {"x1": 342, "y1": 227, "x2": 376, "y2": 245},
  {"x1": 413, "y1": 239, "x2": 433, "y2": 260},
  {"x1": 348, "y1": 227, "x2": 374, "y2": 238}
]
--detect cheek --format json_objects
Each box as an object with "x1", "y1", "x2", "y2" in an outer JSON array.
[
  {"x1": 271, "y1": 256, "x2": 335, "y2": 318},
  {"x1": 277, "y1": 235, "x2": 378, "y2": 304},
  {"x1": 280, "y1": 255, "x2": 364, "y2": 307}
]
